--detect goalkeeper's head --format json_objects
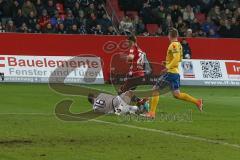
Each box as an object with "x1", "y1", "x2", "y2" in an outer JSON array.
[{"x1": 88, "y1": 93, "x2": 96, "y2": 104}]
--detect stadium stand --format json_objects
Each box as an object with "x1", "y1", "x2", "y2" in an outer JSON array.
[
  {"x1": 116, "y1": 0, "x2": 240, "y2": 38},
  {"x1": 0, "y1": 0, "x2": 113, "y2": 34},
  {"x1": 0, "y1": 0, "x2": 239, "y2": 38}
]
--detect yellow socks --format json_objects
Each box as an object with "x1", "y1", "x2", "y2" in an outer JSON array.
[
  {"x1": 150, "y1": 91, "x2": 159, "y2": 113},
  {"x1": 149, "y1": 91, "x2": 198, "y2": 114},
  {"x1": 175, "y1": 92, "x2": 198, "y2": 105}
]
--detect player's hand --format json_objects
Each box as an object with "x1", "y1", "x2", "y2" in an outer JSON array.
[
  {"x1": 161, "y1": 61, "x2": 166, "y2": 66},
  {"x1": 161, "y1": 68, "x2": 168, "y2": 74},
  {"x1": 127, "y1": 54, "x2": 134, "y2": 61}
]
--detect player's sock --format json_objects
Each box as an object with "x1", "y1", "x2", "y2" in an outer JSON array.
[
  {"x1": 175, "y1": 92, "x2": 198, "y2": 105},
  {"x1": 150, "y1": 91, "x2": 159, "y2": 113}
]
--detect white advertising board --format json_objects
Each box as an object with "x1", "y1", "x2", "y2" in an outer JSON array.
[
  {"x1": 0, "y1": 55, "x2": 104, "y2": 84},
  {"x1": 179, "y1": 59, "x2": 240, "y2": 86}
]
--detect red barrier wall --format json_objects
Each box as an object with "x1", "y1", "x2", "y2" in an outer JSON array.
[{"x1": 0, "y1": 33, "x2": 239, "y2": 81}]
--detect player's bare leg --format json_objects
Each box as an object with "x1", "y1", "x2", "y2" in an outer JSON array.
[
  {"x1": 172, "y1": 90, "x2": 203, "y2": 112},
  {"x1": 118, "y1": 76, "x2": 147, "y2": 105}
]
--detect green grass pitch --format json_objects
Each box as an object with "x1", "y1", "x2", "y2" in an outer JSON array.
[{"x1": 0, "y1": 83, "x2": 240, "y2": 160}]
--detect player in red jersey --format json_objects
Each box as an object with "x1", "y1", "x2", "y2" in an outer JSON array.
[{"x1": 118, "y1": 35, "x2": 151, "y2": 105}]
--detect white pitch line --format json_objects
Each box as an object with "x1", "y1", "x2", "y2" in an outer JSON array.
[
  {"x1": 1, "y1": 112, "x2": 240, "y2": 149},
  {"x1": 91, "y1": 119, "x2": 240, "y2": 149}
]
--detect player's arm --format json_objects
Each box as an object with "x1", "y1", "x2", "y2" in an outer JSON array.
[
  {"x1": 127, "y1": 48, "x2": 135, "y2": 61},
  {"x1": 127, "y1": 54, "x2": 134, "y2": 61}
]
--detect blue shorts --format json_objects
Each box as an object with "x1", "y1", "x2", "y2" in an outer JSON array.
[{"x1": 155, "y1": 73, "x2": 180, "y2": 91}]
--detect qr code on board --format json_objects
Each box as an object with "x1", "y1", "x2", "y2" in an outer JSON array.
[{"x1": 200, "y1": 61, "x2": 223, "y2": 79}]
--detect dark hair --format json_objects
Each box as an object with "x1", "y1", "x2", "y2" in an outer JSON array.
[
  {"x1": 169, "y1": 28, "x2": 179, "y2": 38},
  {"x1": 88, "y1": 93, "x2": 95, "y2": 104},
  {"x1": 128, "y1": 34, "x2": 136, "y2": 42}
]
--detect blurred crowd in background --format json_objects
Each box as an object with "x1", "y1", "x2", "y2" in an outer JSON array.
[
  {"x1": 119, "y1": 0, "x2": 240, "y2": 38},
  {"x1": 0, "y1": 0, "x2": 117, "y2": 35},
  {"x1": 0, "y1": 0, "x2": 239, "y2": 38}
]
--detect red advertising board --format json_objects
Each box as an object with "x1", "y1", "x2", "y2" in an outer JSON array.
[
  {"x1": 0, "y1": 33, "x2": 240, "y2": 81},
  {"x1": 225, "y1": 62, "x2": 240, "y2": 75}
]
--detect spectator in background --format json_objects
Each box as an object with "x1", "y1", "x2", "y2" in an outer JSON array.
[
  {"x1": 79, "y1": 24, "x2": 87, "y2": 34},
  {"x1": 18, "y1": 22, "x2": 28, "y2": 33},
  {"x1": 22, "y1": 0, "x2": 37, "y2": 17},
  {"x1": 86, "y1": 12, "x2": 98, "y2": 33},
  {"x1": 170, "y1": 4, "x2": 182, "y2": 24},
  {"x1": 196, "y1": 29, "x2": 207, "y2": 37},
  {"x1": 92, "y1": 24, "x2": 104, "y2": 35},
  {"x1": 96, "y1": 3, "x2": 105, "y2": 19},
  {"x1": 163, "y1": 14, "x2": 173, "y2": 32},
  {"x1": 14, "y1": 9, "x2": 27, "y2": 28},
  {"x1": 50, "y1": 11, "x2": 61, "y2": 28},
  {"x1": 38, "y1": 9, "x2": 50, "y2": 29},
  {"x1": 0, "y1": 22, "x2": 5, "y2": 32},
  {"x1": 175, "y1": 16, "x2": 187, "y2": 36},
  {"x1": 64, "y1": 0, "x2": 75, "y2": 10},
  {"x1": 218, "y1": 19, "x2": 232, "y2": 38},
  {"x1": 106, "y1": 25, "x2": 117, "y2": 35},
  {"x1": 11, "y1": 0, "x2": 21, "y2": 18},
  {"x1": 200, "y1": 0, "x2": 215, "y2": 13},
  {"x1": 222, "y1": 8, "x2": 233, "y2": 20},
  {"x1": 64, "y1": 10, "x2": 76, "y2": 30},
  {"x1": 226, "y1": 0, "x2": 239, "y2": 11},
  {"x1": 72, "y1": 1, "x2": 81, "y2": 17},
  {"x1": 152, "y1": 5, "x2": 166, "y2": 24},
  {"x1": 208, "y1": 5, "x2": 222, "y2": 24},
  {"x1": 46, "y1": 0, "x2": 56, "y2": 17},
  {"x1": 35, "y1": 0, "x2": 45, "y2": 16},
  {"x1": 140, "y1": 2, "x2": 153, "y2": 24},
  {"x1": 34, "y1": 24, "x2": 42, "y2": 33},
  {"x1": 27, "y1": 11, "x2": 37, "y2": 32},
  {"x1": 76, "y1": 10, "x2": 87, "y2": 27},
  {"x1": 68, "y1": 24, "x2": 80, "y2": 34},
  {"x1": 133, "y1": 15, "x2": 145, "y2": 35},
  {"x1": 230, "y1": 17, "x2": 240, "y2": 38},
  {"x1": 155, "y1": 26, "x2": 165, "y2": 36},
  {"x1": 185, "y1": 28, "x2": 193, "y2": 37},
  {"x1": 201, "y1": 16, "x2": 216, "y2": 35},
  {"x1": 181, "y1": 38, "x2": 192, "y2": 59},
  {"x1": 234, "y1": 7, "x2": 240, "y2": 18},
  {"x1": 208, "y1": 28, "x2": 220, "y2": 38},
  {"x1": 86, "y1": 3, "x2": 96, "y2": 17},
  {"x1": 79, "y1": 0, "x2": 90, "y2": 9},
  {"x1": 190, "y1": 18, "x2": 201, "y2": 33},
  {"x1": 0, "y1": 0, "x2": 12, "y2": 19},
  {"x1": 44, "y1": 23, "x2": 55, "y2": 33},
  {"x1": 98, "y1": 14, "x2": 112, "y2": 33},
  {"x1": 119, "y1": 16, "x2": 134, "y2": 35},
  {"x1": 56, "y1": 23, "x2": 67, "y2": 34},
  {"x1": 183, "y1": 5, "x2": 194, "y2": 22},
  {"x1": 5, "y1": 20, "x2": 16, "y2": 32}
]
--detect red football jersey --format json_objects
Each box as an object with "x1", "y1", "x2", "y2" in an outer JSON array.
[{"x1": 128, "y1": 44, "x2": 145, "y2": 77}]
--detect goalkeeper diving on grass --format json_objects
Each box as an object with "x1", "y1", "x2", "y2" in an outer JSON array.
[
  {"x1": 146, "y1": 28, "x2": 203, "y2": 118},
  {"x1": 88, "y1": 91, "x2": 150, "y2": 116}
]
